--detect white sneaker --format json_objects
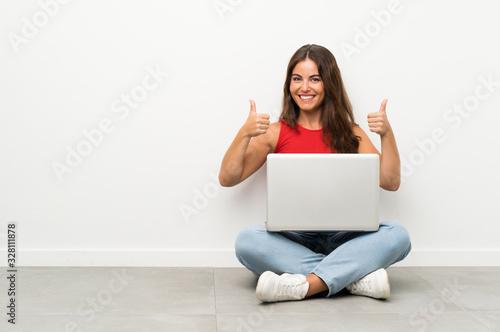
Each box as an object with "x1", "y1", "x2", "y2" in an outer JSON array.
[
  {"x1": 256, "y1": 271, "x2": 309, "y2": 302},
  {"x1": 345, "y1": 268, "x2": 391, "y2": 299}
]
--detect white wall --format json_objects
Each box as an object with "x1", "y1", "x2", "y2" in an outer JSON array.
[{"x1": 1, "y1": 0, "x2": 499, "y2": 267}]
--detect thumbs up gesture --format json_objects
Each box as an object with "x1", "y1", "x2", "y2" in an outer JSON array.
[
  {"x1": 367, "y1": 99, "x2": 392, "y2": 137},
  {"x1": 243, "y1": 99, "x2": 270, "y2": 138}
]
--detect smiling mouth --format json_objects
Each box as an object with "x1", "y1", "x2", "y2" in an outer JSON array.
[{"x1": 299, "y1": 95, "x2": 315, "y2": 101}]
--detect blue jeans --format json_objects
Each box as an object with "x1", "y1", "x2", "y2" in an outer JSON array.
[{"x1": 235, "y1": 221, "x2": 411, "y2": 296}]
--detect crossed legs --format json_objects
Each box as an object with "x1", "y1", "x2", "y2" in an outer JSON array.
[{"x1": 235, "y1": 221, "x2": 411, "y2": 298}]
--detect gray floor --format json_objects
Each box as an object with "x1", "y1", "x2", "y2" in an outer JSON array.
[{"x1": 0, "y1": 267, "x2": 499, "y2": 332}]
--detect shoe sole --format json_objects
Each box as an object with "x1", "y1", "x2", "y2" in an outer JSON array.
[{"x1": 256, "y1": 271, "x2": 275, "y2": 302}]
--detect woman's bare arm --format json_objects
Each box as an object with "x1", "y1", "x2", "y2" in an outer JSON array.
[
  {"x1": 356, "y1": 99, "x2": 401, "y2": 191},
  {"x1": 219, "y1": 100, "x2": 279, "y2": 187}
]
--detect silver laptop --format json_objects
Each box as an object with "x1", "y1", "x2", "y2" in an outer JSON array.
[{"x1": 265, "y1": 154, "x2": 380, "y2": 231}]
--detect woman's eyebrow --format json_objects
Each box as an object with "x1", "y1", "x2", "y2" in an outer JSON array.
[{"x1": 292, "y1": 74, "x2": 320, "y2": 78}]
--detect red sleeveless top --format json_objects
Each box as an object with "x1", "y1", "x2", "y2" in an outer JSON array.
[{"x1": 274, "y1": 120, "x2": 334, "y2": 153}]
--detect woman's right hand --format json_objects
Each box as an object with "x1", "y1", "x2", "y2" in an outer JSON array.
[{"x1": 242, "y1": 99, "x2": 270, "y2": 138}]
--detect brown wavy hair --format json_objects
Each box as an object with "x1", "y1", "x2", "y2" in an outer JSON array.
[{"x1": 280, "y1": 44, "x2": 359, "y2": 153}]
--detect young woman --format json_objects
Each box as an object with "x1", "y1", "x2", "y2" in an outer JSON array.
[{"x1": 219, "y1": 44, "x2": 411, "y2": 302}]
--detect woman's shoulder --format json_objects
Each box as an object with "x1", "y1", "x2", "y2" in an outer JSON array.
[
  {"x1": 268, "y1": 121, "x2": 282, "y2": 141},
  {"x1": 258, "y1": 121, "x2": 281, "y2": 152},
  {"x1": 351, "y1": 124, "x2": 380, "y2": 154},
  {"x1": 352, "y1": 124, "x2": 364, "y2": 135},
  {"x1": 271, "y1": 121, "x2": 282, "y2": 130},
  {"x1": 352, "y1": 124, "x2": 371, "y2": 140}
]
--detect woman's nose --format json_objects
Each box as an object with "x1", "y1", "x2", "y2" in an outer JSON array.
[{"x1": 301, "y1": 80, "x2": 310, "y2": 92}]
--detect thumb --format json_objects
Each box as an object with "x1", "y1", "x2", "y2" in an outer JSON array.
[
  {"x1": 249, "y1": 99, "x2": 257, "y2": 115},
  {"x1": 379, "y1": 99, "x2": 388, "y2": 113}
]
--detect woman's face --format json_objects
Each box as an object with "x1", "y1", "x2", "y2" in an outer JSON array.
[{"x1": 290, "y1": 58, "x2": 325, "y2": 113}]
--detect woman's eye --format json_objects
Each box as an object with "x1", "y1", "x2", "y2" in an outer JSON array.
[
  {"x1": 293, "y1": 77, "x2": 301, "y2": 82},
  {"x1": 312, "y1": 78, "x2": 321, "y2": 82}
]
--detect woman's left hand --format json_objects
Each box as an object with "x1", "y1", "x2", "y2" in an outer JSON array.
[{"x1": 367, "y1": 99, "x2": 393, "y2": 137}]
